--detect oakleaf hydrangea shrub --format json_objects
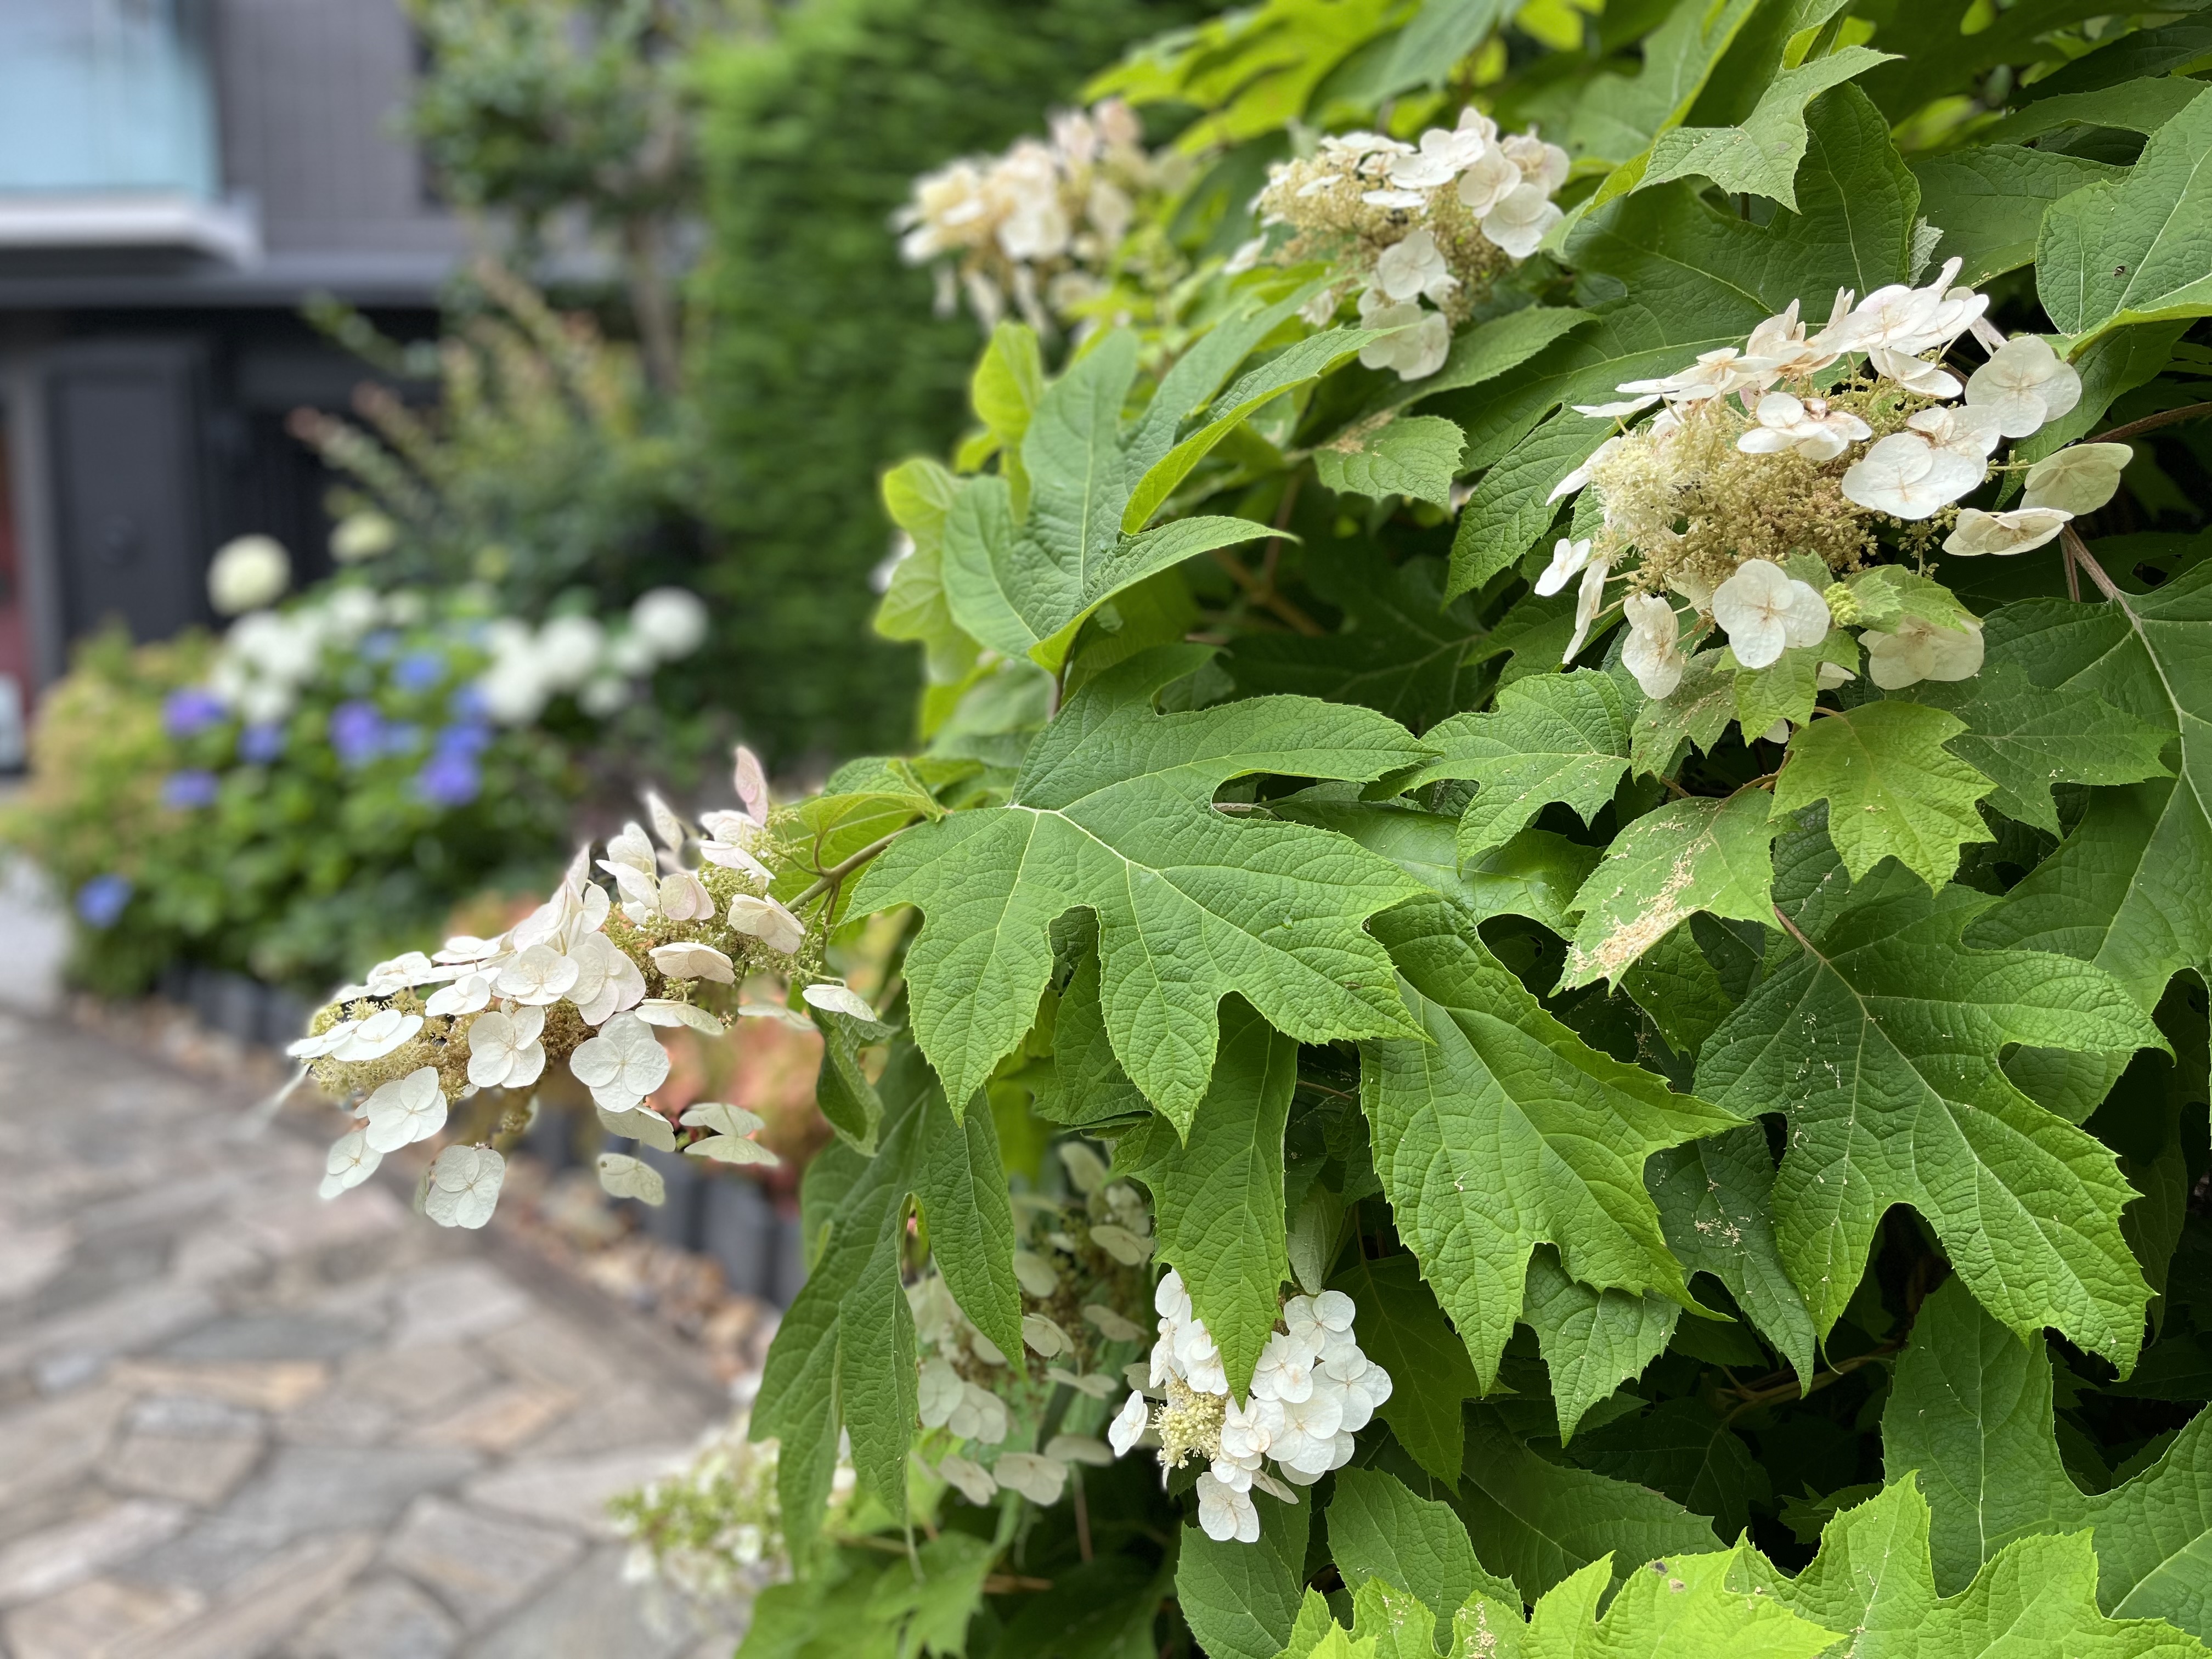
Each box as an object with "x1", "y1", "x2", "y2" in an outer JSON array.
[{"x1": 263, "y1": 0, "x2": 2212, "y2": 1651}]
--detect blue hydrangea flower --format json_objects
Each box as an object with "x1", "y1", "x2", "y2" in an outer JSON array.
[
  {"x1": 160, "y1": 769, "x2": 221, "y2": 809},
  {"x1": 162, "y1": 687, "x2": 227, "y2": 740},
  {"x1": 328, "y1": 701, "x2": 385, "y2": 768},
  {"x1": 447, "y1": 684, "x2": 491, "y2": 723},
  {"x1": 433, "y1": 721, "x2": 494, "y2": 759},
  {"x1": 75, "y1": 874, "x2": 133, "y2": 929},
  {"x1": 237, "y1": 721, "x2": 286, "y2": 764},
  {"x1": 392, "y1": 650, "x2": 446, "y2": 693},
  {"x1": 416, "y1": 752, "x2": 482, "y2": 808}
]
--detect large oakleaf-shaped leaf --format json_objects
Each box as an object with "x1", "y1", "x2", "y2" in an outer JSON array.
[
  {"x1": 855, "y1": 648, "x2": 1430, "y2": 1129},
  {"x1": 1697, "y1": 831, "x2": 2163, "y2": 1365}
]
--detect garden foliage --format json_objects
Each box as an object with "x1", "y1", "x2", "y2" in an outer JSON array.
[{"x1": 274, "y1": 0, "x2": 2212, "y2": 1652}]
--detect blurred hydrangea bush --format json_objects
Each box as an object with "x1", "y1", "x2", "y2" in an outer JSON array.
[{"x1": 3, "y1": 576, "x2": 707, "y2": 998}]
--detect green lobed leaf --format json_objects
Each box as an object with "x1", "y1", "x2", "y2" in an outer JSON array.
[
  {"x1": 1907, "y1": 659, "x2": 2172, "y2": 837},
  {"x1": 1231, "y1": 548, "x2": 1488, "y2": 733},
  {"x1": 1911, "y1": 145, "x2": 2129, "y2": 287},
  {"x1": 2039, "y1": 84, "x2": 2212, "y2": 347},
  {"x1": 1577, "y1": 1398, "x2": 1774, "y2": 1539},
  {"x1": 1406, "y1": 670, "x2": 1635, "y2": 860},
  {"x1": 1177, "y1": 1477, "x2": 1312, "y2": 1659},
  {"x1": 1520, "y1": 1247, "x2": 1681, "y2": 1441},
  {"x1": 1646, "y1": 1125, "x2": 1819, "y2": 1383},
  {"x1": 1363, "y1": 897, "x2": 1742, "y2": 1389},
  {"x1": 753, "y1": 1047, "x2": 1021, "y2": 1555},
  {"x1": 1883, "y1": 1274, "x2": 2212, "y2": 1637},
  {"x1": 876, "y1": 458, "x2": 981, "y2": 682},
  {"x1": 1272, "y1": 798, "x2": 1600, "y2": 939},
  {"x1": 1984, "y1": 76, "x2": 2212, "y2": 146},
  {"x1": 1454, "y1": 1408, "x2": 1726, "y2": 1601},
  {"x1": 1448, "y1": 410, "x2": 1616, "y2": 597},
  {"x1": 854, "y1": 647, "x2": 1430, "y2": 1129},
  {"x1": 1970, "y1": 562, "x2": 2212, "y2": 1013},
  {"x1": 1560, "y1": 792, "x2": 1779, "y2": 990},
  {"x1": 1330, "y1": 1467, "x2": 1511, "y2": 1646},
  {"x1": 1631, "y1": 653, "x2": 1739, "y2": 777},
  {"x1": 1752, "y1": 1474, "x2": 2212, "y2": 1657},
  {"x1": 1118, "y1": 998, "x2": 1296, "y2": 1398},
  {"x1": 1641, "y1": 46, "x2": 1896, "y2": 208},
  {"x1": 1312, "y1": 414, "x2": 1467, "y2": 509},
  {"x1": 1771, "y1": 701, "x2": 1996, "y2": 889},
  {"x1": 1329, "y1": 1252, "x2": 1483, "y2": 1483},
  {"x1": 1697, "y1": 844, "x2": 2162, "y2": 1365}
]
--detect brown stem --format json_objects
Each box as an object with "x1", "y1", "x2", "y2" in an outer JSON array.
[
  {"x1": 1212, "y1": 548, "x2": 1326, "y2": 635},
  {"x1": 2062, "y1": 531, "x2": 2082, "y2": 603},
  {"x1": 981, "y1": 1573, "x2": 1054, "y2": 1594},
  {"x1": 1073, "y1": 1470, "x2": 1094, "y2": 1564},
  {"x1": 2088, "y1": 399, "x2": 2212, "y2": 446},
  {"x1": 1723, "y1": 1343, "x2": 1901, "y2": 1423},
  {"x1": 2060, "y1": 525, "x2": 2124, "y2": 602}
]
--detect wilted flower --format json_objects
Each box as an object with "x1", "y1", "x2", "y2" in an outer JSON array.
[
  {"x1": 1863, "y1": 614, "x2": 1985, "y2": 689},
  {"x1": 1945, "y1": 507, "x2": 2072, "y2": 558}
]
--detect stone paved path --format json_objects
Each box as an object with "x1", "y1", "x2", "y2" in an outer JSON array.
[{"x1": 0, "y1": 1009, "x2": 742, "y2": 1659}]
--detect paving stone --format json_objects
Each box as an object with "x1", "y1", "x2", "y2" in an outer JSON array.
[
  {"x1": 284, "y1": 1575, "x2": 460, "y2": 1659},
  {"x1": 461, "y1": 1446, "x2": 688, "y2": 1538},
  {"x1": 232, "y1": 1183, "x2": 405, "y2": 1259},
  {"x1": 109, "y1": 1359, "x2": 331, "y2": 1411},
  {"x1": 391, "y1": 1262, "x2": 533, "y2": 1350},
  {"x1": 0, "y1": 1499, "x2": 189, "y2": 1606},
  {"x1": 404, "y1": 1383, "x2": 573, "y2": 1453},
  {"x1": 164, "y1": 1313, "x2": 380, "y2": 1364},
  {"x1": 0, "y1": 1283, "x2": 222, "y2": 1378},
  {"x1": 0, "y1": 1220, "x2": 75, "y2": 1302},
  {"x1": 478, "y1": 1313, "x2": 631, "y2": 1397},
  {"x1": 110, "y1": 1530, "x2": 379, "y2": 1659},
  {"x1": 167, "y1": 1229, "x2": 268, "y2": 1288},
  {"x1": 275, "y1": 1389, "x2": 400, "y2": 1448},
  {"x1": 0, "y1": 1385, "x2": 132, "y2": 1510},
  {"x1": 221, "y1": 1445, "x2": 483, "y2": 1542},
  {"x1": 471, "y1": 1543, "x2": 696, "y2": 1659},
  {"x1": 340, "y1": 1342, "x2": 493, "y2": 1420},
  {"x1": 381, "y1": 1497, "x2": 583, "y2": 1629},
  {"x1": 3, "y1": 1575, "x2": 205, "y2": 1659},
  {"x1": 520, "y1": 1381, "x2": 708, "y2": 1458},
  {"x1": 126, "y1": 1392, "x2": 264, "y2": 1437},
  {"x1": 101, "y1": 1432, "x2": 263, "y2": 1507}
]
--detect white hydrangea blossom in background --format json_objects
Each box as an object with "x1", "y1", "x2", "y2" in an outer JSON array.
[
  {"x1": 1247, "y1": 108, "x2": 1570, "y2": 381},
  {"x1": 895, "y1": 98, "x2": 1169, "y2": 331}
]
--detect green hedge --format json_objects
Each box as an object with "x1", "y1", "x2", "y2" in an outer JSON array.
[{"x1": 689, "y1": 0, "x2": 1211, "y2": 764}]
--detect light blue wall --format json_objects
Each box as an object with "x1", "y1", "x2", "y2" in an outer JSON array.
[{"x1": 0, "y1": 1, "x2": 221, "y2": 198}]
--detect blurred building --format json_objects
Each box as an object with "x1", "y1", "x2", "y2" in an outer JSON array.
[{"x1": 0, "y1": 0, "x2": 465, "y2": 765}]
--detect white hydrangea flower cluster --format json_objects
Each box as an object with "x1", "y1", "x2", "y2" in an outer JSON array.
[
  {"x1": 290, "y1": 747, "x2": 804, "y2": 1226},
  {"x1": 613, "y1": 1412, "x2": 854, "y2": 1607},
  {"x1": 895, "y1": 99, "x2": 1173, "y2": 331},
  {"x1": 1544, "y1": 259, "x2": 2130, "y2": 702},
  {"x1": 1105, "y1": 1274, "x2": 1392, "y2": 1544},
  {"x1": 476, "y1": 588, "x2": 710, "y2": 723},
  {"x1": 205, "y1": 582, "x2": 706, "y2": 728},
  {"x1": 912, "y1": 1143, "x2": 1157, "y2": 1512},
  {"x1": 1239, "y1": 109, "x2": 1569, "y2": 381}
]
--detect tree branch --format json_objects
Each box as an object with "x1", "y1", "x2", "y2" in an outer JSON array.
[{"x1": 2087, "y1": 399, "x2": 2212, "y2": 447}]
